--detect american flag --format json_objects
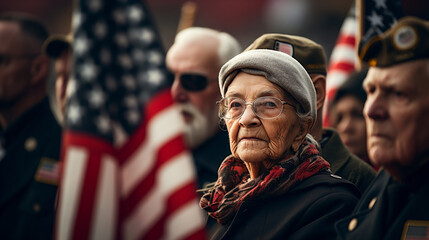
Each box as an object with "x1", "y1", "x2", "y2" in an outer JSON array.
[
  {"x1": 55, "y1": 0, "x2": 206, "y2": 239},
  {"x1": 358, "y1": 0, "x2": 404, "y2": 59},
  {"x1": 324, "y1": 3, "x2": 358, "y2": 127},
  {"x1": 323, "y1": 0, "x2": 404, "y2": 126}
]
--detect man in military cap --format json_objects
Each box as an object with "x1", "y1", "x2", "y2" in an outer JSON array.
[
  {"x1": 43, "y1": 32, "x2": 72, "y2": 124},
  {"x1": 246, "y1": 34, "x2": 376, "y2": 193},
  {"x1": 0, "y1": 13, "x2": 62, "y2": 239},
  {"x1": 335, "y1": 16, "x2": 429, "y2": 239}
]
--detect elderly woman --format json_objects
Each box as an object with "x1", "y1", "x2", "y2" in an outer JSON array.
[{"x1": 200, "y1": 50, "x2": 360, "y2": 239}]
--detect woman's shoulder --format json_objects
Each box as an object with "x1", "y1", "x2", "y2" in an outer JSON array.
[{"x1": 288, "y1": 170, "x2": 361, "y2": 199}]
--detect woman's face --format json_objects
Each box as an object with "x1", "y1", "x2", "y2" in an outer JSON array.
[
  {"x1": 331, "y1": 95, "x2": 367, "y2": 158},
  {"x1": 224, "y1": 72, "x2": 307, "y2": 174}
]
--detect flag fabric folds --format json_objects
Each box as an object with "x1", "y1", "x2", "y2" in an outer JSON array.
[
  {"x1": 324, "y1": 0, "x2": 404, "y2": 126},
  {"x1": 358, "y1": 0, "x2": 404, "y2": 59},
  {"x1": 324, "y1": 3, "x2": 358, "y2": 127},
  {"x1": 55, "y1": 0, "x2": 206, "y2": 239}
]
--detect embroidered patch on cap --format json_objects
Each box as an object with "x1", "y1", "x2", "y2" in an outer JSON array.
[
  {"x1": 401, "y1": 220, "x2": 429, "y2": 240},
  {"x1": 275, "y1": 41, "x2": 294, "y2": 56},
  {"x1": 34, "y1": 157, "x2": 60, "y2": 185},
  {"x1": 394, "y1": 25, "x2": 417, "y2": 50}
]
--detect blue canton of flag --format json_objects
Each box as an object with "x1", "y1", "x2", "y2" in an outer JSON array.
[{"x1": 67, "y1": 0, "x2": 171, "y2": 141}]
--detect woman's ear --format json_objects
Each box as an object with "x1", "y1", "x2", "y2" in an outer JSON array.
[
  {"x1": 291, "y1": 118, "x2": 313, "y2": 152},
  {"x1": 30, "y1": 55, "x2": 50, "y2": 86}
]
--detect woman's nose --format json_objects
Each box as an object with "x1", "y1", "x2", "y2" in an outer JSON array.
[{"x1": 239, "y1": 105, "x2": 260, "y2": 127}]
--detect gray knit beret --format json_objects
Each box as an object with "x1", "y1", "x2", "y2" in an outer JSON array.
[{"x1": 219, "y1": 49, "x2": 316, "y2": 124}]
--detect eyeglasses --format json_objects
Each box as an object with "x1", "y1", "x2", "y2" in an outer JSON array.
[
  {"x1": 217, "y1": 96, "x2": 295, "y2": 119},
  {"x1": 0, "y1": 53, "x2": 40, "y2": 66},
  {"x1": 179, "y1": 73, "x2": 211, "y2": 92}
]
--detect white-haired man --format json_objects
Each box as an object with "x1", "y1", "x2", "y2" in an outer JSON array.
[{"x1": 166, "y1": 27, "x2": 241, "y2": 189}]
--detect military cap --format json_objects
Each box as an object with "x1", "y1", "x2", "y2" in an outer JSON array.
[
  {"x1": 43, "y1": 33, "x2": 72, "y2": 58},
  {"x1": 245, "y1": 33, "x2": 327, "y2": 75},
  {"x1": 361, "y1": 16, "x2": 429, "y2": 67}
]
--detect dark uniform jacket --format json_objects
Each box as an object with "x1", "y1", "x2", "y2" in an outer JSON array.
[
  {"x1": 193, "y1": 130, "x2": 230, "y2": 189},
  {"x1": 211, "y1": 172, "x2": 360, "y2": 240},
  {"x1": 335, "y1": 169, "x2": 429, "y2": 240},
  {"x1": 0, "y1": 98, "x2": 62, "y2": 240},
  {"x1": 321, "y1": 128, "x2": 376, "y2": 193}
]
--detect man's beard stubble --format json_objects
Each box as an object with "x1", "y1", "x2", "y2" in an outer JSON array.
[{"x1": 177, "y1": 103, "x2": 219, "y2": 150}]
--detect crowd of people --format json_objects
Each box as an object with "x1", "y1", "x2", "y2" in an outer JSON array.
[{"x1": 0, "y1": 7, "x2": 428, "y2": 240}]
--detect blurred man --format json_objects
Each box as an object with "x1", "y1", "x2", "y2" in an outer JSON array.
[
  {"x1": 246, "y1": 34, "x2": 376, "y2": 193},
  {"x1": 166, "y1": 27, "x2": 241, "y2": 189},
  {"x1": 0, "y1": 13, "x2": 62, "y2": 239},
  {"x1": 330, "y1": 69, "x2": 378, "y2": 170},
  {"x1": 43, "y1": 33, "x2": 72, "y2": 124},
  {"x1": 335, "y1": 17, "x2": 429, "y2": 239}
]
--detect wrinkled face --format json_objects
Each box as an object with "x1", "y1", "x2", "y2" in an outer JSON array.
[
  {"x1": 225, "y1": 72, "x2": 303, "y2": 166},
  {"x1": 0, "y1": 22, "x2": 36, "y2": 107},
  {"x1": 54, "y1": 48, "x2": 72, "y2": 119},
  {"x1": 166, "y1": 39, "x2": 221, "y2": 148},
  {"x1": 363, "y1": 59, "x2": 429, "y2": 179},
  {"x1": 331, "y1": 95, "x2": 367, "y2": 158}
]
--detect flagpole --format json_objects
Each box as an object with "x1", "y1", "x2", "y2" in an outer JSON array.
[
  {"x1": 356, "y1": 0, "x2": 363, "y2": 70},
  {"x1": 177, "y1": 1, "x2": 197, "y2": 33}
]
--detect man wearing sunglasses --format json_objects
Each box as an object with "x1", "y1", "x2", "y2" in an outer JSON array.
[
  {"x1": 166, "y1": 27, "x2": 242, "y2": 189},
  {"x1": 0, "y1": 13, "x2": 62, "y2": 239}
]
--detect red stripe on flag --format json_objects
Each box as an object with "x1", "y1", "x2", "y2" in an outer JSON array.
[
  {"x1": 184, "y1": 228, "x2": 207, "y2": 240},
  {"x1": 166, "y1": 182, "x2": 199, "y2": 216},
  {"x1": 121, "y1": 135, "x2": 186, "y2": 218},
  {"x1": 117, "y1": 88, "x2": 173, "y2": 164},
  {"x1": 145, "y1": 88, "x2": 175, "y2": 119},
  {"x1": 142, "y1": 182, "x2": 201, "y2": 240},
  {"x1": 327, "y1": 88, "x2": 339, "y2": 102},
  {"x1": 61, "y1": 132, "x2": 116, "y2": 240},
  {"x1": 335, "y1": 34, "x2": 356, "y2": 46},
  {"x1": 324, "y1": 4, "x2": 357, "y2": 127},
  {"x1": 327, "y1": 62, "x2": 356, "y2": 73},
  {"x1": 63, "y1": 132, "x2": 116, "y2": 156}
]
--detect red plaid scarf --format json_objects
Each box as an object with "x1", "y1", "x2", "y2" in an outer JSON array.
[{"x1": 200, "y1": 138, "x2": 330, "y2": 224}]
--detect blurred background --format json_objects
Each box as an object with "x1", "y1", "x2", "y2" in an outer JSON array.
[{"x1": 0, "y1": 0, "x2": 355, "y2": 58}]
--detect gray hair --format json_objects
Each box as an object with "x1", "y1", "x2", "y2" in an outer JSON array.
[{"x1": 174, "y1": 27, "x2": 242, "y2": 67}]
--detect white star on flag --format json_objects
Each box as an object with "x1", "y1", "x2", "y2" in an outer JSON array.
[
  {"x1": 88, "y1": 88, "x2": 106, "y2": 108},
  {"x1": 128, "y1": 6, "x2": 143, "y2": 23},
  {"x1": 374, "y1": 0, "x2": 387, "y2": 9},
  {"x1": 80, "y1": 61, "x2": 98, "y2": 81},
  {"x1": 368, "y1": 11, "x2": 384, "y2": 28},
  {"x1": 74, "y1": 36, "x2": 90, "y2": 56}
]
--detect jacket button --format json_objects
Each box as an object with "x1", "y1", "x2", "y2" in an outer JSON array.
[
  {"x1": 348, "y1": 218, "x2": 358, "y2": 231},
  {"x1": 33, "y1": 203, "x2": 41, "y2": 213},
  {"x1": 368, "y1": 197, "x2": 377, "y2": 209},
  {"x1": 25, "y1": 137, "x2": 37, "y2": 152}
]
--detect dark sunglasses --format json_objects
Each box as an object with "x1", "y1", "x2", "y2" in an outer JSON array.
[{"x1": 179, "y1": 73, "x2": 209, "y2": 92}]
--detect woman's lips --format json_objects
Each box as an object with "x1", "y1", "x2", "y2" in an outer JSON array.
[{"x1": 239, "y1": 137, "x2": 263, "y2": 142}]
